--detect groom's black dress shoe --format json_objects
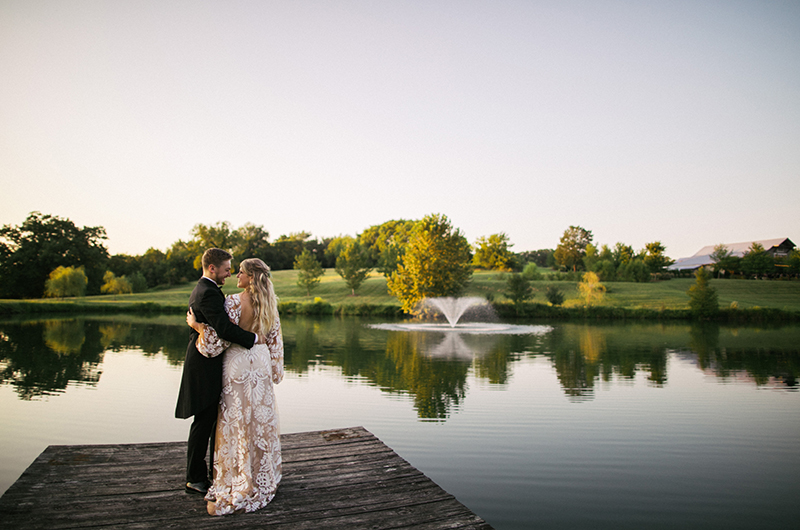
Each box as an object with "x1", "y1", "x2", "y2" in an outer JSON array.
[{"x1": 185, "y1": 481, "x2": 209, "y2": 495}]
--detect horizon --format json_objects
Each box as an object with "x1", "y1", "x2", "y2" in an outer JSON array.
[{"x1": 1, "y1": 1, "x2": 798, "y2": 260}]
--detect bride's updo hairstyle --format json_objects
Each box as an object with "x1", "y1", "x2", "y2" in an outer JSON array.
[{"x1": 239, "y1": 258, "x2": 279, "y2": 336}]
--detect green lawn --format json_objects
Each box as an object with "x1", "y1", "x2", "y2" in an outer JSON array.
[
  {"x1": 4, "y1": 269, "x2": 800, "y2": 313},
  {"x1": 466, "y1": 271, "x2": 800, "y2": 312}
]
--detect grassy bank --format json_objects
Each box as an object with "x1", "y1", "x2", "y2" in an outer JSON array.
[{"x1": 1, "y1": 269, "x2": 799, "y2": 321}]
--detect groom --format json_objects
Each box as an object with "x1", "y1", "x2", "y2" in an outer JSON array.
[{"x1": 175, "y1": 248, "x2": 258, "y2": 495}]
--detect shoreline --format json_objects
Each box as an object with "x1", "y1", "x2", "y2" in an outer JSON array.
[{"x1": 1, "y1": 298, "x2": 797, "y2": 323}]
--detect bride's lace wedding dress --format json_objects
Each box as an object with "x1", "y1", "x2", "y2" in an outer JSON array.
[{"x1": 195, "y1": 293, "x2": 284, "y2": 515}]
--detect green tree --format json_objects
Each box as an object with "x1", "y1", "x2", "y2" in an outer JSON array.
[
  {"x1": 582, "y1": 243, "x2": 599, "y2": 272},
  {"x1": 0, "y1": 212, "x2": 108, "y2": 298},
  {"x1": 594, "y1": 259, "x2": 616, "y2": 281},
  {"x1": 101, "y1": 271, "x2": 133, "y2": 295},
  {"x1": 598, "y1": 244, "x2": 613, "y2": 262},
  {"x1": 325, "y1": 235, "x2": 355, "y2": 262},
  {"x1": 334, "y1": 240, "x2": 372, "y2": 295},
  {"x1": 191, "y1": 221, "x2": 236, "y2": 250},
  {"x1": 785, "y1": 248, "x2": 800, "y2": 275},
  {"x1": 44, "y1": 266, "x2": 88, "y2": 298},
  {"x1": 710, "y1": 244, "x2": 732, "y2": 264},
  {"x1": 741, "y1": 242, "x2": 773, "y2": 277},
  {"x1": 612, "y1": 242, "x2": 634, "y2": 267},
  {"x1": 189, "y1": 221, "x2": 235, "y2": 269},
  {"x1": 138, "y1": 248, "x2": 168, "y2": 288},
  {"x1": 516, "y1": 249, "x2": 553, "y2": 268},
  {"x1": 617, "y1": 258, "x2": 650, "y2": 282},
  {"x1": 294, "y1": 248, "x2": 324, "y2": 296},
  {"x1": 127, "y1": 271, "x2": 148, "y2": 293},
  {"x1": 165, "y1": 239, "x2": 200, "y2": 284},
  {"x1": 273, "y1": 232, "x2": 315, "y2": 270},
  {"x1": 688, "y1": 267, "x2": 718, "y2": 319},
  {"x1": 710, "y1": 244, "x2": 735, "y2": 277},
  {"x1": 387, "y1": 214, "x2": 473, "y2": 313},
  {"x1": 473, "y1": 233, "x2": 514, "y2": 270},
  {"x1": 505, "y1": 273, "x2": 534, "y2": 311},
  {"x1": 108, "y1": 253, "x2": 139, "y2": 278},
  {"x1": 554, "y1": 226, "x2": 593, "y2": 271},
  {"x1": 232, "y1": 223, "x2": 271, "y2": 262},
  {"x1": 642, "y1": 241, "x2": 671, "y2": 273},
  {"x1": 358, "y1": 219, "x2": 417, "y2": 276},
  {"x1": 578, "y1": 271, "x2": 606, "y2": 306}
]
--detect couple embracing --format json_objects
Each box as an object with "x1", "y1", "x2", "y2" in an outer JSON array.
[{"x1": 175, "y1": 248, "x2": 284, "y2": 516}]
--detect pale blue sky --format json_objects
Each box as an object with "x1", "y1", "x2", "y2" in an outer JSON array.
[{"x1": 1, "y1": 0, "x2": 798, "y2": 260}]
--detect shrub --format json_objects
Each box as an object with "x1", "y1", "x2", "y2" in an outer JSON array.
[
  {"x1": 593, "y1": 260, "x2": 616, "y2": 281},
  {"x1": 506, "y1": 273, "x2": 534, "y2": 311},
  {"x1": 545, "y1": 286, "x2": 565, "y2": 306},
  {"x1": 294, "y1": 249, "x2": 324, "y2": 295},
  {"x1": 617, "y1": 258, "x2": 650, "y2": 282},
  {"x1": 522, "y1": 262, "x2": 542, "y2": 281},
  {"x1": 687, "y1": 267, "x2": 719, "y2": 319}
]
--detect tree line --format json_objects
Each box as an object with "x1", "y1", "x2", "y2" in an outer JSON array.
[{"x1": 2, "y1": 213, "x2": 797, "y2": 312}]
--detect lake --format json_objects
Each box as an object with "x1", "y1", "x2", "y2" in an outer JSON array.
[{"x1": 1, "y1": 314, "x2": 798, "y2": 529}]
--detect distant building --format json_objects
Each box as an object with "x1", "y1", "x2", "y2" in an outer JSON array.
[{"x1": 667, "y1": 238, "x2": 796, "y2": 271}]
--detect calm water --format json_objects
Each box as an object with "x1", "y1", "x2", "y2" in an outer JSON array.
[{"x1": 1, "y1": 314, "x2": 798, "y2": 529}]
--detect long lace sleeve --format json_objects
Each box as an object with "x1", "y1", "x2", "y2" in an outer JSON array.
[
  {"x1": 195, "y1": 296, "x2": 241, "y2": 358},
  {"x1": 196, "y1": 324, "x2": 229, "y2": 358},
  {"x1": 267, "y1": 318, "x2": 284, "y2": 384}
]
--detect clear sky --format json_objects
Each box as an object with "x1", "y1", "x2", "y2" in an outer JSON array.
[{"x1": 1, "y1": 0, "x2": 798, "y2": 260}]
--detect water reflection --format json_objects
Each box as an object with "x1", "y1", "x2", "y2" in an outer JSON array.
[
  {"x1": 0, "y1": 316, "x2": 798, "y2": 414},
  {"x1": 688, "y1": 322, "x2": 799, "y2": 388},
  {"x1": 0, "y1": 316, "x2": 189, "y2": 400},
  {"x1": 0, "y1": 318, "x2": 103, "y2": 399},
  {"x1": 546, "y1": 324, "x2": 673, "y2": 400}
]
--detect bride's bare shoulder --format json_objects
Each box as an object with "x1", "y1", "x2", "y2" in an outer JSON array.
[{"x1": 235, "y1": 291, "x2": 253, "y2": 310}]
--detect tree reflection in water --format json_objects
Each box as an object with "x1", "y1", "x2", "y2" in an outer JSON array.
[
  {"x1": 0, "y1": 315, "x2": 189, "y2": 400},
  {"x1": 0, "y1": 318, "x2": 103, "y2": 400},
  {"x1": 1, "y1": 316, "x2": 798, "y2": 416}
]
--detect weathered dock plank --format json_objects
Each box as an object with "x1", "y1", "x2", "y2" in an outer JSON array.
[{"x1": 0, "y1": 426, "x2": 493, "y2": 529}]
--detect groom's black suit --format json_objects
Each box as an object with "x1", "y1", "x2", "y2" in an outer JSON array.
[{"x1": 175, "y1": 277, "x2": 256, "y2": 484}]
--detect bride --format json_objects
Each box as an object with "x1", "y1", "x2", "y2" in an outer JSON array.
[{"x1": 186, "y1": 258, "x2": 284, "y2": 516}]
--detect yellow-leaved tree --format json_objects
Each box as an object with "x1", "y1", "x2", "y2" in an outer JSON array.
[
  {"x1": 44, "y1": 266, "x2": 88, "y2": 298},
  {"x1": 472, "y1": 233, "x2": 514, "y2": 270},
  {"x1": 578, "y1": 271, "x2": 606, "y2": 307},
  {"x1": 101, "y1": 271, "x2": 133, "y2": 295},
  {"x1": 387, "y1": 214, "x2": 473, "y2": 314}
]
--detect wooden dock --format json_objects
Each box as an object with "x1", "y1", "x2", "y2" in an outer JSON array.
[{"x1": 0, "y1": 426, "x2": 493, "y2": 529}]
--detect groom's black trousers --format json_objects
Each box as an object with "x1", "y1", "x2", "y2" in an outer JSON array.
[{"x1": 186, "y1": 403, "x2": 217, "y2": 483}]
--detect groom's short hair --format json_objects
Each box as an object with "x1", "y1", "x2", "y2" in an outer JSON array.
[{"x1": 202, "y1": 248, "x2": 232, "y2": 270}]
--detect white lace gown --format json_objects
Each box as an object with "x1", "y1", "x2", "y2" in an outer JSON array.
[{"x1": 195, "y1": 293, "x2": 284, "y2": 515}]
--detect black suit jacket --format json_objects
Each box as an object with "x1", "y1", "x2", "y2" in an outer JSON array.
[{"x1": 175, "y1": 277, "x2": 256, "y2": 419}]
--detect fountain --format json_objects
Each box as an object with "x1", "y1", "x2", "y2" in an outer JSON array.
[
  {"x1": 369, "y1": 296, "x2": 552, "y2": 337},
  {"x1": 425, "y1": 296, "x2": 488, "y2": 327}
]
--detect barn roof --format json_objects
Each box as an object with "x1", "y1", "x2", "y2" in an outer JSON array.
[{"x1": 667, "y1": 238, "x2": 795, "y2": 271}]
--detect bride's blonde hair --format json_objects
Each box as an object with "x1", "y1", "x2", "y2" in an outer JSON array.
[{"x1": 239, "y1": 258, "x2": 279, "y2": 336}]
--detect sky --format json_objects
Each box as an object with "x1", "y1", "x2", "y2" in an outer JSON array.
[{"x1": 1, "y1": 0, "x2": 798, "y2": 260}]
